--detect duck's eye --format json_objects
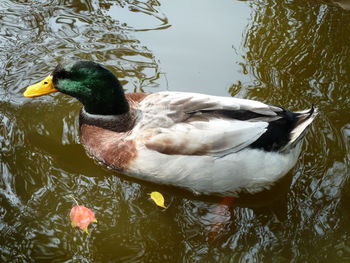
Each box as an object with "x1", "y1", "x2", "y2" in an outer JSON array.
[{"x1": 44, "y1": 81, "x2": 48, "y2": 84}]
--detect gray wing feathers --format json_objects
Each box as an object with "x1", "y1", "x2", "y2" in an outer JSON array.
[
  {"x1": 143, "y1": 119, "x2": 268, "y2": 156},
  {"x1": 137, "y1": 92, "x2": 276, "y2": 156}
]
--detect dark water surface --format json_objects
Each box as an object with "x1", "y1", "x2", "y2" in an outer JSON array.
[{"x1": 1, "y1": 0, "x2": 350, "y2": 262}]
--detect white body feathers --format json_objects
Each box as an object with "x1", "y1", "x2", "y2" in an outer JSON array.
[{"x1": 120, "y1": 91, "x2": 317, "y2": 196}]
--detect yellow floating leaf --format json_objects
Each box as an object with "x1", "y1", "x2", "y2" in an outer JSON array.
[{"x1": 149, "y1": 191, "x2": 166, "y2": 208}]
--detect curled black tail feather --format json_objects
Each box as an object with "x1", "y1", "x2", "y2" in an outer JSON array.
[{"x1": 250, "y1": 106, "x2": 318, "y2": 152}]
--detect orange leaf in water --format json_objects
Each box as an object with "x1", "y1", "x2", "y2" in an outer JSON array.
[{"x1": 70, "y1": 205, "x2": 97, "y2": 234}]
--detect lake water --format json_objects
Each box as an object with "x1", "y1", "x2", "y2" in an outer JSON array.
[{"x1": 0, "y1": 0, "x2": 349, "y2": 262}]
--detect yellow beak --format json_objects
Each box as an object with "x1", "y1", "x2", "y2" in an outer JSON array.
[{"x1": 23, "y1": 75, "x2": 58, "y2": 98}]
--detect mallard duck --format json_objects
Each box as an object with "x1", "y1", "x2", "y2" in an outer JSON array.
[{"x1": 24, "y1": 60, "x2": 318, "y2": 196}]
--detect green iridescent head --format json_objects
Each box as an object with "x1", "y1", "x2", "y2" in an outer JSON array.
[{"x1": 24, "y1": 60, "x2": 129, "y2": 115}]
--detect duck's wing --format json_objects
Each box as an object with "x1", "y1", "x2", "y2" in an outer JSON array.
[{"x1": 135, "y1": 91, "x2": 283, "y2": 156}]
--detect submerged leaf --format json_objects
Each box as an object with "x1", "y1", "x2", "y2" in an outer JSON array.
[
  {"x1": 149, "y1": 191, "x2": 166, "y2": 208},
  {"x1": 70, "y1": 205, "x2": 97, "y2": 234}
]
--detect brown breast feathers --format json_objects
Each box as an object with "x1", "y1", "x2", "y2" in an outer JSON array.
[
  {"x1": 79, "y1": 92, "x2": 149, "y2": 170},
  {"x1": 80, "y1": 124, "x2": 136, "y2": 170}
]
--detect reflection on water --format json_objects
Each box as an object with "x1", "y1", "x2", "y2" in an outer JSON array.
[
  {"x1": 0, "y1": 0, "x2": 163, "y2": 99},
  {"x1": 0, "y1": 0, "x2": 349, "y2": 262}
]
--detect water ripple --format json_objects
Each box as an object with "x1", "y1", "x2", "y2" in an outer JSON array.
[{"x1": 0, "y1": 0, "x2": 349, "y2": 262}]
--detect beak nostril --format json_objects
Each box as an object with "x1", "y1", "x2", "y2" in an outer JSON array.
[{"x1": 44, "y1": 82, "x2": 48, "y2": 84}]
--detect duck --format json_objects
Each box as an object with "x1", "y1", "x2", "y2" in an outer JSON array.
[{"x1": 23, "y1": 60, "x2": 318, "y2": 196}]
